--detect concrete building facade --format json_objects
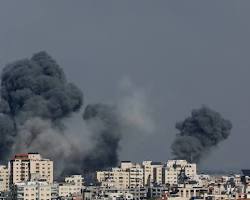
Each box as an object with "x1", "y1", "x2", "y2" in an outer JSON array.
[
  {"x1": 9, "y1": 153, "x2": 53, "y2": 185},
  {"x1": 165, "y1": 160, "x2": 196, "y2": 185},
  {"x1": 0, "y1": 165, "x2": 9, "y2": 192},
  {"x1": 13, "y1": 181, "x2": 52, "y2": 200}
]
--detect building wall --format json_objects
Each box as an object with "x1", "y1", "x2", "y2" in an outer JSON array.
[
  {"x1": 30, "y1": 159, "x2": 53, "y2": 183},
  {"x1": 129, "y1": 166, "x2": 144, "y2": 188},
  {"x1": 59, "y1": 184, "x2": 82, "y2": 197},
  {"x1": 151, "y1": 163, "x2": 163, "y2": 185},
  {"x1": 97, "y1": 168, "x2": 130, "y2": 189},
  {"x1": 165, "y1": 160, "x2": 196, "y2": 185},
  {"x1": 0, "y1": 165, "x2": 9, "y2": 192},
  {"x1": 65, "y1": 175, "x2": 83, "y2": 187},
  {"x1": 97, "y1": 165, "x2": 144, "y2": 189},
  {"x1": 9, "y1": 153, "x2": 53, "y2": 185},
  {"x1": 142, "y1": 161, "x2": 152, "y2": 186},
  {"x1": 142, "y1": 161, "x2": 163, "y2": 186},
  {"x1": 14, "y1": 181, "x2": 52, "y2": 200},
  {"x1": 9, "y1": 159, "x2": 30, "y2": 184}
]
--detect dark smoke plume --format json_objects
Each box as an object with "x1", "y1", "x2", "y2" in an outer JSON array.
[
  {"x1": 0, "y1": 54, "x2": 154, "y2": 175},
  {"x1": 0, "y1": 51, "x2": 83, "y2": 163},
  {"x1": 81, "y1": 80, "x2": 155, "y2": 173},
  {"x1": 83, "y1": 103, "x2": 122, "y2": 172},
  {"x1": 171, "y1": 106, "x2": 232, "y2": 163}
]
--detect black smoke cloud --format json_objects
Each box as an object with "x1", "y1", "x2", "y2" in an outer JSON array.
[
  {"x1": 83, "y1": 104, "x2": 122, "y2": 172},
  {"x1": 1, "y1": 52, "x2": 82, "y2": 121},
  {"x1": 81, "y1": 81, "x2": 155, "y2": 173},
  {"x1": 0, "y1": 52, "x2": 154, "y2": 175},
  {"x1": 0, "y1": 51, "x2": 83, "y2": 162},
  {"x1": 171, "y1": 106, "x2": 232, "y2": 163}
]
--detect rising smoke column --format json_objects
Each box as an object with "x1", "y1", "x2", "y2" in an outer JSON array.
[
  {"x1": 0, "y1": 101, "x2": 15, "y2": 160},
  {"x1": 83, "y1": 104, "x2": 121, "y2": 172},
  {"x1": 82, "y1": 79, "x2": 155, "y2": 172},
  {"x1": 171, "y1": 106, "x2": 232, "y2": 163},
  {"x1": 0, "y1": 51, "x2": 83, "y2": 163}
]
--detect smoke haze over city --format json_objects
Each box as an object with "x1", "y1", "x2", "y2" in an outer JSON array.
[{"x1": 0, "y1": 1, "x2": 250, "y2": 173}]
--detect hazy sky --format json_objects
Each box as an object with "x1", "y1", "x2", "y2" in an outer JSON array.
[{"x1": 0, "y1": 1, "x2": 250, "y2": 171}]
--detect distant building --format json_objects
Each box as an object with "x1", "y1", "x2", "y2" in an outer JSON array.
[
  {"x1": 83, "y1": 186, "x2": 134, "y2": 200},
  {"x1": 12, "y1": 181, "x2": 55, "y2": 200},
  {"x1": 165, "y1": 160, "x2": 196, "y2": 185},
  {"x1": 97, "y1": 161, "x2": 143, "y2": 189},
  {"x1": 97, "y1": 160, "x2": 197, "y2": 189},
  {"x1": 9, "y1": 153, "x2": 53, "y2": 185},
  {"x1": 58, "y1": 175, "x2": 83, "y2": 198},
  {"x1": 0, "y1": 165, "x2": 9, "y2": 192},
  {"x1": 142, "y1": 161, "x2": 163, "y2": 186},
  {"x1": 65, "y1": 175, "x2": 84, "y2": 187},
  {"x1": 97, "y1": 168, "x2": 130, "y2": 189},
  {"x1": 129, "y1": 164, "x2": 144, "y2": 188}
]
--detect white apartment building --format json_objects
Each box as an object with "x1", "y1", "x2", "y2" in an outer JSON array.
[
  {"x1": 58, "y1": 184, "x2": 82, "y2": 197},
  {"x1": 0, "y1": 165, "x2": 9, "y2": 191},
  {"x1": 165, "y1": 160, "x2": 196, "y2": 185},
  {"x1": 9, "y1": 153, "x2": 53, "y2": 185},
  {"x1": 65, "y1": 175, "x2": 84, "y2": 187},
  {"x1": 142, "y1": 161, "x2": 163, "y2": 186},
  {"x1": 97, "y1": 160, "x2": 195, "y2": 188},
  {"x1": 113, "y1": 168, "x2": 130, "y2": 189},
  {"x1": 97, "y1": 168, "x2": 130, "y2": 189},
  {"x1": 142, "y1": 161, "x2": 152, "y2": 186},
  {"x1": 13, "y1": 181, "x2": 52, "y2": 200},
  {"x1": 58, "y1": 175, "x2": 83, "y2": 197},
  {"x1": 151, "y1": 162, "x2": 163, "y2": 185},
  {"x1": 129, "y1": 165, "x2": 144, "y2": 188},
  {"x1": 97, "y1": 162, "x2": 143, "y2": 189}
]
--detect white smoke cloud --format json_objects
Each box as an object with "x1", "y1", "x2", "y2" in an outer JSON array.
[{"x1": 117, "y1": 77, "x2": 155, "y2": 135}]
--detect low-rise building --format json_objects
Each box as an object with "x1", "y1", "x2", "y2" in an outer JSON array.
[
  {"x1": 58, "y1": 175, "x2": 83, "y2": 198},
  {"x1": 12, "y1": 181, "x2": 54, "y2": 200},
  {"x1": 65, "y1": 175, "x2": 84, "y2": 187}
]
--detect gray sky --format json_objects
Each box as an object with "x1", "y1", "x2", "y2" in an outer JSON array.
[{"x1": 0, "y1": 1, "x2": 250, "y2": 171}]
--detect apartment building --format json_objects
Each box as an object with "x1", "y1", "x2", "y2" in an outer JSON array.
[
  {"x1": 97, "y1": 160, "x2": 196, "y2": 189},
  {"x1": 13, "y1": 181, "x2": 52, "y2": 200},
  {"x1": 113, "y1": 168, "x2": 130, "y2": 189},
  {"x1": 97, "y1": 168, "x2": 130, "y2": 189},
  {"x1": 97, "y1": 162, "x2": 143, "y2": 189},
  {"x1": 0, "y1": 165, "x2": 9, "y2": 192},
  {"x1": 164, "y1": 160, "x2": 196, "y2": 185},
  {"x1": 129, "y1": 165, "x2": 144, "y2": 188},
  {"x1": 65, "y1": 175, "x2": 84, "y2": 187},
  {"x1": 58, "y1": 184, "x2": 82, "y2": 198},
  {"x1": 152, "y1": 162, "x2": 163, "y2": 185},
  {"x1": 142, "y1": 161, "x2": 164, "y2": 186},
  {"x1": 142, "y1": 161, "x2": 152, "y2": 186},
  {"x1": 58, "y1": 175, "x2": 83, "y2": 197},
  {"x1": 9, "y1": 153, "x2": 53, "y2": 185}
]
